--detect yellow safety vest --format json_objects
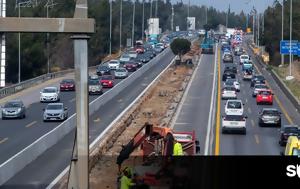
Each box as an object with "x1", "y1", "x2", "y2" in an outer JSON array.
[
  {"x1": 173, "y1": 142, "x2": 183, "y2": 156},
  {"x1": 120, "y1": 175, "x2": 134, "y2": 189}
]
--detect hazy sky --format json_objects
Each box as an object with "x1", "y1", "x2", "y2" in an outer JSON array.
[{"x1": 174, "y1": 0, "x2": 276, "y2": 13}]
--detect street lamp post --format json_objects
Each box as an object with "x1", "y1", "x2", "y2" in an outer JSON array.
[
  {"x1": 132, "y1": 0, "x2": 135, "y2": 47},
  {"x1": 109, "y1": 0, "x2": 112, "y2": 56},
  {"x1": 155, "y1": 0, "x2": 157, "y2": 18},
  {"x1": 281, "y1": 0, "x2": 284, "y2": 66},
  {"x1": 286, "y1": 0, "x2": 294, "y2": 80},
  {"x1": 150, "y1": 0, "x2": 152, "y2": 18},
  {"x1": 119, "y1": 0, "x2": 122, "y2": 54},
  {"x1": 142, "y1": 0, "x2": 144, "y2": 41},
  {"x1": 18, "y1": 5, "x2": 20, "y2": 83}
]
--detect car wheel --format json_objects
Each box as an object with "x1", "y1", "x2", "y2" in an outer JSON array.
[
  {"x1": 57, "y1": 98, "x2": 60, "y2": 102},
  {"x1": 2, "y1": 117, "x2": 6, "y2": 120},
  {"x1": 242, "y1": 129, "x2": 247, "y2": 135},
  {"x1": 222, "y1": 128, "x2": 226, "y2": 134},
  {"x1": 23, "y1": 114, "x2": 26, "y2": 119}
]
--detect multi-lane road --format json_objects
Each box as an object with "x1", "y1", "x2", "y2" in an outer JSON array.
[
  {"x1": 173, "y1": 40, "x2": 300, "y2": 155},
  {"x1": 1, "y1": 49, "x2": 175, "y2": 187}
]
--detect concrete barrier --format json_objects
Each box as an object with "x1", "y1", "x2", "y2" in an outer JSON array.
[{"x1": 0, "y1": 48, "x2": 172, "y2": 186}]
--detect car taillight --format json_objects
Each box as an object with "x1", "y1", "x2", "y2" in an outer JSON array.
[{"x1": 109, "y1": 81, "x2": 112, "y2": 84}]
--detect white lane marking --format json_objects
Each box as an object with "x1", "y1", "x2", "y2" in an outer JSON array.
[
  {"x1": 170, "y1": 55, "x2": 203, "y2": 129},
  {"x1": 254, "y1": 134, "x2": 260, "y2": 144},
  {"x1": 205, "y1": 43, "x2": 218, "y2": 155},
  {"x1": 25, "y1": 121, "x2": 37, "y2": 128},
  {"x1": 251, "y1": 119, "x2": 255, "y2": 127},
  {"x1": 245, "y1": 98, "x2": 248, "y2": 103},
  {"x1": 174, "y1": 122, "x2": 191, "y2": 125},
  {"x1": 46, "y1": 51, "x2": 177, "y2": 189},
  {"x1": 0, "y1": 138, "x2": 8, "y2": 144},
  {"x1": 248, "y1": 107, "x2": 252, "y2": 114},
  {"x1": 69, "y1": 98, "x2": 76, "y2": 103}
]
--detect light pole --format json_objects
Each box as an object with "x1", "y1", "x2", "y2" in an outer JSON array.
[
  {"x1": 119, "y1": 0, "x2": 122, "y2": 54},
  {"x1": 205, "y1": 6, "x2": 207, "y2": 24},
  {"x1": 281, "y1": 0, "x2": 284, "y2": 66},
  {"x1": 150, "y1": 0, "x2": 152, "y2": 18},
  {"x1": 18, "y1": 4, "x2": 20, "y2": 83},
  {"x1": 286, "y1": 0, "x2": 294, "y2": 80},
  {"x1": 109, "y1": 0, "x2": 112, "y2": 56},
  {"x1": 171, "y1": 5, "x2": 174, "y2": 31},
  {"x1": 132, "y1": 0, "x2": 135, "y2": 47},
  {"x1": 142, "y1": 0, "x2": 145, "y2": 41},
  {"x1": 155, "y1": 0, "x2": 157, "y2": 18}
]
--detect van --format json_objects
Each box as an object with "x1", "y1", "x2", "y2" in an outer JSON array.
[{"x1": 284, "y1": 136, "x2": 300, "y2": 156}]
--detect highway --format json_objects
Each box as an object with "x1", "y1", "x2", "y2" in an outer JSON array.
[
  {"x1": 172, "y1": 40, "x2": 300, "y2": 155},
  {"x1": 1, "y1": 49, "x2": 175, "y2": 187}
]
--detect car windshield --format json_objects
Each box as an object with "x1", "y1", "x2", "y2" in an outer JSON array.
[
  {"x1": 61, "y1": 80, "x2": 74, "y2": 84},
  {"x1": 225, "y1": 81, "x2": 234, "y2": 85},
  {"x1": 109, "y1": 60, "x2": 119, "y2": 64},
  {"x1": 263, "y1": 110, "x2": 279, "y2": 115},
  {"x1": 121, "y1": 55, "x2": 130, "y2": 58},
  {"x1": 255, "y1": 85, "x2": 268, "y2": 89},
  {"x1": 4, "y1": 102, "x2": 22, "y2": 108},
  {"x1": 43, "y1": 88, "x2": 56, "y2": 93},
  {"x1": 227, "y1": 101, "x2": 242, "y2": 109},
  {"x1": 259, "y1": 91, "x2": 271, "y2": 95},
  {"x1": 47, "y1": 104, "x2": 63, "y2": 110},
  {"x1": 89, "y1": 80, "x2": 99, "y2": 85},
  {"x1": 98, "y1": 66, "x2": 109, "y2": 71},
  {"x1": 241, "y1": 56, "x2": 248, "y2": 59},
  {"x1": 224, "y1": 87, "x2": 235, "y2": 91},
  {"x1": 284, "y1": 126, "x2": 299, "y2": 133},
  {"x1": 254, "y1": 76, "x2": 265, "y2": 80},
  {"x1": 101, "y1": 75, "x2": 113, "y2": 80},
  {"x1": 116, "y1": 69, "x2": 126, "y2": 72}
]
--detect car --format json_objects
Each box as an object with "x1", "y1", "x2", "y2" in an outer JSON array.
[
  {"x1": 60, "y1": 79, "x2": 75, "y2": 91},
  {"x1": 256, "y1": 89, "x2": 273, "y2": 105},
  {"x1": 107, "y1": 60, "x2": 120, "y2": 70},
  {"x1": 258, "y1": 108, "x2": 281, "y2": 127},
  {"x1": 239, "y1": 54, "x2": 249, "y2": 65},
  {"x1": 284, "y1": 136, "x2": 300, "y2": 156},
  {"x1": 222, "y1": 70, "x2": 236, "y2": 81},
  {"x1": 100, "y1": 75, "x2": 114, "y2": 88},
  {"x1": 242, "y1": 60, "x2": 253, "y2": 71},
  {"x1": 89, "y1": 78, "x2": 103, "y2": 95},
  {"x1": 225, "y1": 99, "x2": 244, "y2": 116},
  {"x1": 96, "y1": 65, "x2": 111, "y2": 76},
  {"x1": 143, "y1": 52, "x2": 154, "y2": 60},
  {"x1": 119, "y1": 54, "x2": 132, "y2": 64},
  {"x1": 234, "y1": 46, "x2": 244, "y2": 56},
  {"x1": 40, "y1": 87, "x2": 60, "y2": 102},
  {"x1": 224, "y1": 64, "x2": 237, "y2": 74},
  {"x1": 128, "y1": 51, "x2": 138, "y2": 59},
  {"x1": 221, "y1": 44, "x2": 231, "y2": 51},
  {"x1": 279, "y1": 125, "x2": 300, "y2": 146},
  {"x1": 225, "y1": 79, "x2": 240, "y2": 92},
  {"x1": 155, "y1": 43, "x2": 165, "y2": 50},
  {"x1": 114, "y1": 68, "x2": 129, "y2": 79},
  {"x1": 131, "y1": 59, "x2": 143, "y2": 68},
  {"x1": 1, "y1": 100, "x2": 26, "y2": 119},
  {"x1": 243, "y1": 69, "x2": 253, "y2": 80},
  {"x1": 43, "y1": 103, "x2": 68, "y2": 122},
  {"x1": 135, "y1": 46, "x2": 145, "y2": 54},
  {"x1": 251, "y1": 75, "x2": 266, "y2": 87},
  {"x1": 222, "y1": 115, "x2": 247, "y2": 134},
  {"x1": 154, "y1": 46, "x2": 163, "y2": 53},
  {"x1": 124, "y1": 62, "x2": 137, "y2": 72},
  {"x1": 252, "y1": 84, "x2": 269, "y2": 97},
  {"x1": 222, "y1": 53, "x2": 233, "y2": 63},
  {"x1": 221, "y1": 86, "x2": 237, "y2": 100}
]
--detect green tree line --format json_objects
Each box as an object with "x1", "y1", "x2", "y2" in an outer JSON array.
[
  {"x1": 261, "y1": 0, "x2": 300, "y2": 65},
  {"x1": 5, "y1": 0, "x2": 247, "y2": 83}
]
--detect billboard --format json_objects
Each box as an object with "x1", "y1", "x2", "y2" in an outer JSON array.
[
  {"x1": 187, "y1": 17, "x2": 196, "y2": 30},
  {"x1": 148, "y1": 18, "x2": 160, "y2": 35}
]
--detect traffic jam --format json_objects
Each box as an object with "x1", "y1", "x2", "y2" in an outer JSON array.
[{"x1": 219, "y1": 30, "x2": 299, "y2": 155}]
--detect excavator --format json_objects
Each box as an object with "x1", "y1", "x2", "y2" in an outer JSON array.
[{"x1": 116, "y1": 122, "x2": 200, "y2": 187}]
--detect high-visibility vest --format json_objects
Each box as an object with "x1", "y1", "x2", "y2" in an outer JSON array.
[
  {"x1": 120, "y1": 175, "x2": 134, "y2": 189},
  {"x1": 173, "y1": 142, "x2": 183, "y2": 156}
]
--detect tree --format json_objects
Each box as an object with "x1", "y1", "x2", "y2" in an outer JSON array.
[{"x1": 170, "y1": 38, "x2": 191, "y2": 61}]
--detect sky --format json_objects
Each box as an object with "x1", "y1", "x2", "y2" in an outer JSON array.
[{"x1": 173, "y1": 0, "x2": 276, "y2": 14}]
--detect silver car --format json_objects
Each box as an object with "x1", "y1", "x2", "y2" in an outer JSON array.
[
  {"x1": 43, "y1": 103, "x2": 68, "y2": 122},
  {"x1": 114, "y1": 68, "x2": 128, "y2": 79},
  {"x1": 1, "y1": 100, "x2": 26, "y2": 119}
]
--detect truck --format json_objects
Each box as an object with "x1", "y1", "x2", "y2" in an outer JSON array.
[{"x1": 201, "y1": 31, "x2": 214, "y2": 54}]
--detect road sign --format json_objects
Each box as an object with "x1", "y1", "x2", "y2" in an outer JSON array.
[{"x1": 280, "y1": 40, "x2": 298, "y2": 55}]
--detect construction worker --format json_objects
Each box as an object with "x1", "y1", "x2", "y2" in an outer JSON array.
[
  {"x1": 120, "y1": 167, "x2": 136, "y2": 189},
  {"x1": 173, "y1": 139, "x2": 184, "y2": 156}
]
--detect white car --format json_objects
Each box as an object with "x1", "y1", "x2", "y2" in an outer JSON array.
[
  {"x1": 252, "y1": 84, "x2": 269, "y2": 97},
  {"x1": 107, "y1": 60, "x2": 120, "y2": 70},
  {"x1": 222, "y1": 115, "x2": 247, "y2": 134},
  {"x1": 40, "y1": 87, "x2": 60, "y2": 102},
  {"x1": 128, "y1": 51, "x2": 137, "y2": 58},
  {"x1": 225, "y1": 100, "x2": 244, "y2": 116},
  {"x1": 225, "y1": 79, "x2": 240, "y2": 92},
  {"x1": 221, "y1": 86, "x2": 237, "y2": 100},
  {"x1": 240, "y1": 54, "x2": 249, "y2": 65}
]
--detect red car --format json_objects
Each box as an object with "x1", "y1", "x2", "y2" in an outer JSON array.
[
  {"x1": 100, "y1": 75, "x2": 114, "y2": 88},
  {"x1": 124, "y1": 62, "x2": 137, "y2": 72},
  {"x1": 256, "y1": 89, "x2": 273, "y2": 105},
  {"x1": 60, "y1": 79, "x2": 75, "y2": 91},
  {"x1": 135, "y1": 46, "x2": 144, "y2": 54}
]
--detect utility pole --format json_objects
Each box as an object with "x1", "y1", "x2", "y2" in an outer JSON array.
[
  {"x1": 205, "y1": 6, "x2": 207, "y2": 24},
  {"x1": 281, "y1": 0, "x2": 284, "y2": 65},
  {"x1": 109, "y1": 0, "x2": 112, "y2": 56},
  {"x1": 171, "y1": 5, "x2": 174, "y2": 31},
  {"x1": 131, "y1": 0, "x2": 135, "y2": 47},
  {"x1": 155, "y1": 0, "x2": 158, "y2": 18},
  {"x1": 287, "y1": 0, "x2": 293, "y2": 80},
  {"x1": 257, "y1": 13, "x2": 260, "y2": 47},
  {"x1": 119, "y1": 0, "x2": 122, "y2": 54},
  {"x1": 187, "y1": 0, "x2": 190, "y2": 17},
  {"x1": 150, "y1": 0, "x2": 152, "y2": 18},
  {"x1": 142, "y1": 0, "x2": 145, "y2": 41}
]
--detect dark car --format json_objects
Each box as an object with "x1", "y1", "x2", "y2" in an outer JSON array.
[
  {"x1": 60, "y1": 79, "x2": 75, "y2": 91},
  {"x1": 96, "y1": 65, "x2": 111, "y2": 76},
  {"x1": 224, "y1": 64, "x2": 237, "y2": 74},
  {"x1": 139, "y1": 53, "x2": 152, "y2": 63},
  {"x1": 132, "y1": 59, "x2": 143, "y2": 68},
  {"x1": 251, "y1": 75, "x2": 266, "y2": 87},
  {"x1": 279, "y1": 125, "x2": 300, "y2": 146},
  {"x1": 222, "y1": 71, "x2": 236, "y2": 81},
  {"x1": 223, "y1": 53, "x2": 233, "y2": 63},
  {"x1": 124, "y1": 62, "x2": 137, "y2": 72},
  {"x1": 2, "y1": 100, "x2": 26, "y2": 119},
  {"x1": 258, "y1": 108, "x2": 281, "y2": 127}
]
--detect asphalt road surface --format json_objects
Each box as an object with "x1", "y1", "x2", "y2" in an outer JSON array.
[{"x1": 1, "y1": 48, "x2": 175, "y2": 188}]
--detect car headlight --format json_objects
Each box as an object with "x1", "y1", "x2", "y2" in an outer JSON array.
[{"x1": 16, "y1": 108, "x2": 21, "y2": 113}]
